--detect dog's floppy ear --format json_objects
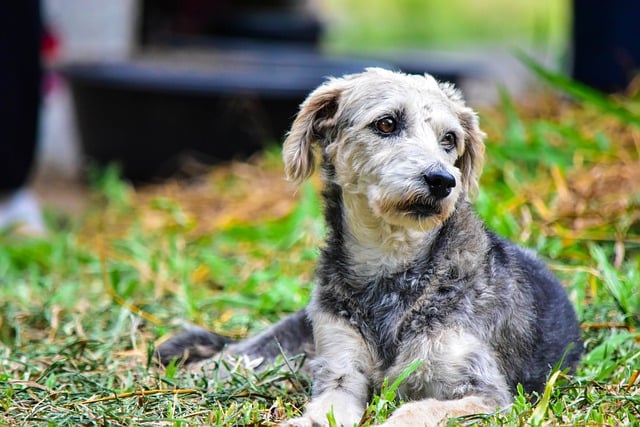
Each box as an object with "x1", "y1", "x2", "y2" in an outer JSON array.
[
  {"x1": 457, "y1": 108, "x2": 486, "y2": 196},
  {"x1": 438, "y1": 81, "x2": 486, "y2": 196},
  {"x1": 283, "y1": 79, "x2": 344, "y2": 185}
]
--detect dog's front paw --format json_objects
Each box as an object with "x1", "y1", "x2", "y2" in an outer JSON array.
[
  {"x1": 377, "y1": 396, "x2": 499, "y2": 427},
  {"x1": 281, "y1": 415, "x2": 358, "y2": 427},
  {"x1": 282, "y1": 389, "x2": 365, "y2": 426},
  {"x1": 280, "y1": 416, "x2": 317, "y2": 427},
  {"x1": 280, "y1": 405, "x2": 361, "y2": 427}
]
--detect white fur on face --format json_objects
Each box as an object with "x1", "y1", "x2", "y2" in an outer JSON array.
[
  {"x1": 283, "y1": 68, "x2": 484, "y2": 275},
  {"x1": 327, "y1": 71, "x2": 466, "y2": 227},
  {"x1": 329, "y1": 106, "x2": 464, "y2": 228},
  {"x1": 324, "y1": 70, "x2": 469, "y2": 273}
]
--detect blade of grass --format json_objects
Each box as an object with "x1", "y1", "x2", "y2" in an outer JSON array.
[
  {"x1": 528, "y1": 370, "x2": 561, "y2": 426},
  {"x1": 63, "y1": 388, "x2": 201, "y2": 406}
]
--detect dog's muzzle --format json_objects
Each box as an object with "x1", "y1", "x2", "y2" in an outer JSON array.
[{"x1": 423, "y1": 170, "x2": 456, "y2": 199}]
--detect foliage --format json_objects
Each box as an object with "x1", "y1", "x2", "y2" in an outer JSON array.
[
  {"x1": 323, "y1": 0, "x2": 569, "y2": 53},
  {"x1": 1, "y1": 73, "x2": 640, "y2": 425}
]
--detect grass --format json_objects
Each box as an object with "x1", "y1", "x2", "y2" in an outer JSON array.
[{"x1": 2, "y1": 71, "x2": 640, "y2": 425}]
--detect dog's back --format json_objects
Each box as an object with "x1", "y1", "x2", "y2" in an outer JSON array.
[
  {"x1": 495, "y1": 233, "x2": 582, "y2": 392},
  {"x1": 476, "y1": 220, "x2": 582, "y2": 394}
]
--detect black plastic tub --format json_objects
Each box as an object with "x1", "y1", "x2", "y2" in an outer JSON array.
[{"x1": 62, "y1": 46, "x2": 391, "y2": 182}]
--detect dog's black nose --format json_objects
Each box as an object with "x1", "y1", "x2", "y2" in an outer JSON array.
[{"x1": 424, "y1": 170, "x2": 456, "y2": 199}]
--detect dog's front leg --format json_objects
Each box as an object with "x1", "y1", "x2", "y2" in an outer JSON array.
[
  {"x1": 378, "y1": 329, "x2": 511, "y2": 427},
  {"x1": 283, "y1": 312, "x2": 373, "y2": 427}
]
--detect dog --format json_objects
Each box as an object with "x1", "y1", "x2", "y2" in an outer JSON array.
[{"x1": 156, "y1": 68, "x2": 582, "y2": 426}]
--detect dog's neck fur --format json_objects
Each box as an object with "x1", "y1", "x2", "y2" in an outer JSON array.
[
  {"x1": 321, "y1": 176, "x2": 440, "y2": 279},
  {"x1": 342, "y1": 192, "x2": 440, "y2": 277}
]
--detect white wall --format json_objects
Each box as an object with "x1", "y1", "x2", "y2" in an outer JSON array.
[{"x1": 44, "y1": 0, "x2": 139, "y2": 61}]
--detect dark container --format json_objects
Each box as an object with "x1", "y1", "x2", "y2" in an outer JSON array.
[{"x1": 62, "y1": 46, "x2": 390, "y2": 182}]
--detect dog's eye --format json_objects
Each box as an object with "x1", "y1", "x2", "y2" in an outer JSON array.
[
  {"x1": 441, "y1": 131, "x2": 457, "y2": 151},
  {"x1": 375, "y1": 117, "x2": 397, "y2": 134}
]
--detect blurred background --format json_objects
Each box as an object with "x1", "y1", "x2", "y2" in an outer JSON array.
[
  {"x1": 3, "y1": 3, "x2": 639, "y2": 423},
  {"x1": 29, "y1": 0, "x2": 638, "y2": 212}
]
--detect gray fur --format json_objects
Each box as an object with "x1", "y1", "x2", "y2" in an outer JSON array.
[
  {"x1": 155, "y1": 68, "x2": 582, "y2": 427},
  {"x1": 155, "y1": 308, "x2": 313, "y2": 369}
]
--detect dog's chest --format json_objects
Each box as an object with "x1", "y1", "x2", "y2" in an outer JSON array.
[{"x1": 323, "y1": 268, "x2": 459, "y2": 368}]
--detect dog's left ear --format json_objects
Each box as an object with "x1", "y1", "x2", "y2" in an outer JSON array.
[
  {"x1": 283, "y1": 79, "x2": 344, "y2": 185},
  {"x1": 456, "y1": 108, "x2": 486, "y2": 196},
  {"x1": 438, "y1": 82, "x2": 486, "y2": 196}
]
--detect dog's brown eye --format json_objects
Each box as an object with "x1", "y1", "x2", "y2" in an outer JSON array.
[
  {"x1": 375, "y1": 117, "x2": 397, "y2": 134},
  {"x1": 441, "y1": 131, "x2": 457, "y2": 150}
]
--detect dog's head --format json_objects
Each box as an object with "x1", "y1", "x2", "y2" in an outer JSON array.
[{"x1": 283, "y1": 68, "x2": 485, "y2": 230}]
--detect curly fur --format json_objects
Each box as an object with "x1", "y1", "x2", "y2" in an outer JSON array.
[{"x1": 156, "y1": 68, "x2": 582, "y2": 427}]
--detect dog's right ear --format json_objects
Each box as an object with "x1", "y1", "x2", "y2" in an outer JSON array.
[{"x1": 283, "y1": 80, "x2": 343, "y2": 185}]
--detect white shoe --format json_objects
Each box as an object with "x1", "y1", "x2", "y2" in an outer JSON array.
[{"x1": 0, "y1": 188, "x2": 46, "y2": 235}]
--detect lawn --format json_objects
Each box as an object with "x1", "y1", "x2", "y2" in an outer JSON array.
[{"x1": 1, "y1": 67, "x2": 640, "y2": 425}]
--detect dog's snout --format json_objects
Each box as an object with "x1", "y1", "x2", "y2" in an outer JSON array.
[{"x1": 424, "y1": 170, "x2": 456, "y2": 199}]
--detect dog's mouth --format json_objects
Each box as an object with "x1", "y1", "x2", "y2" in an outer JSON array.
[{"x1": 401, "y1": 200, "x2": 441, "y2": 218}]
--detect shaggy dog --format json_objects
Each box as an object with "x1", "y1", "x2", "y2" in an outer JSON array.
[{"x1": 157, "y1": 68, "x2": 582, "y2": 426}]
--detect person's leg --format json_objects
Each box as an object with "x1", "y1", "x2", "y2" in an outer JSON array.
[{"x1": 0, "y1": 0, "x2": 45, "y2": 233}]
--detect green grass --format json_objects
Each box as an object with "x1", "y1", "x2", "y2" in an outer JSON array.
[{"x1": 2, "y1": 72, "x2": 640, "y2": 425}]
